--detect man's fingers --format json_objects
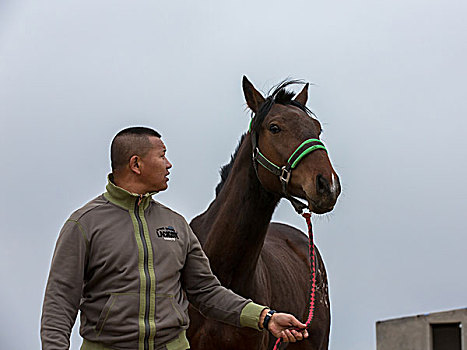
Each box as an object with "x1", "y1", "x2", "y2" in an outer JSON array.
[
  {"x1": 288, "y1": 329, "x2": 297, "y2": 342},
  {"x1": 291, "y1": 329, "x2": 304, "y2": 341},
  {"x1": 270, "y1": 313, "x2": 309, "y2": 342},
  {"x1": 290, "y1": 317, "x2": 307, "y2": 329},
  {"x1": 290, "y1": 327, "x2": 309, "y2": 337},
  {"x1": 282, "y1": 329, "x2": 295, "y2": 342}
]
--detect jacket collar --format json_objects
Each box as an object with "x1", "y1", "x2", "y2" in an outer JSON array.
[{"x1": 104, "y1": 174, "x2": 155, "y2": 211}]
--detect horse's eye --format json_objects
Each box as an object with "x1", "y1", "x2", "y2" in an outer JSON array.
[{"x1": 269, "y1": 124, "x2": 281, "y2": 134}]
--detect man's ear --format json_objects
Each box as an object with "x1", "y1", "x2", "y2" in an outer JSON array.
[{"x1": 129, "y1": 155, "x2": 142, "y2": 175}]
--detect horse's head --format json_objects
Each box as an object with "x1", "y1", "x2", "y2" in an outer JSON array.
[{"x1": 242, "y1": 76, "x2": 340, "y2": 214}]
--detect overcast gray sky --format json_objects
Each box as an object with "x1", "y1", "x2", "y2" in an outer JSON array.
[{"x1": 1, "y1": 1, "x2": 466, "y2": 349}]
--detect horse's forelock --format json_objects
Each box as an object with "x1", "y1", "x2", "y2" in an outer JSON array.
[{"x1": 250, "y1": 79, "x2": 311, "y2": 134}]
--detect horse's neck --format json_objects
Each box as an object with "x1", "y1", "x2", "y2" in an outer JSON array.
[{"x1": 198, "y1": 138, "x2": 280, "y2": 293}]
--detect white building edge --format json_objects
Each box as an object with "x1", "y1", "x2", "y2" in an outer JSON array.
[{"x1": 376, "y1": 307, "x2": 467, "y2": 350}]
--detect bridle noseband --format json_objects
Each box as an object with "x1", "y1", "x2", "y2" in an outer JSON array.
[{"x1": 250, "y1": 118, "x2": 327, "y2": 214}]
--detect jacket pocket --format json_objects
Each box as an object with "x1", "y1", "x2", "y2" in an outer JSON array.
[
  {"x1": 171, "y1": 297, "x2": 187, "y2": 326},
  {"x1": 155, "y1": 294, "x2": 188, "y2": 329},
  {"x1": 94, "y1": 293, "x2": 139, "y2": 337}
]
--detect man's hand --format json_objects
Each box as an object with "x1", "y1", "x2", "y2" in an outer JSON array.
[{"x1": 259, "y1": 309, "x2": 309, "y2": 342}]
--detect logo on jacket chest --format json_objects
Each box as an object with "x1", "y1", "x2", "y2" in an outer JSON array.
[{"x1": 155, "y1": 226, "x2": 179, "y2": 241}]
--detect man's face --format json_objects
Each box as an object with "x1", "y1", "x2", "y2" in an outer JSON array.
[{"x1": 139, "y1": 136, "x2": 172, "y2": 193}]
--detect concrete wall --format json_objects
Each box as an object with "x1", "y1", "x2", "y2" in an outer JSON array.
[{"x1": 376, "y1": 308, "x2": 467, "y2": 350}]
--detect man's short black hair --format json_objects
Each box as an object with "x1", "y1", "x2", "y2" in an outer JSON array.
[{"x1": 111, "y1": 126, "x2": 161, "y2": 172}]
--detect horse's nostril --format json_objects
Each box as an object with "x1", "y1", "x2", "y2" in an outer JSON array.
[{"x1": 316, "y1": 174, "x2": 329, "y2": 194}]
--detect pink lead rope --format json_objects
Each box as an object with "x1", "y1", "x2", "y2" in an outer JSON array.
[{"x1": 273, "y1": 212, "x2": 316, "y2": 350}]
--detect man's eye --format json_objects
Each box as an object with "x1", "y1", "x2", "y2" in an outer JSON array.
[{"x1": 269, "y1": 124, "x2": 281, "y2": 134}]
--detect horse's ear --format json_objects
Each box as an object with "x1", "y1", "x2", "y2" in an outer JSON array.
[
  {"x1": 242, "y1": 76, "x2": 265, "y2": 113},
  {"x1": 294, "y1": 83, "x2": 309, "y2": 106}
]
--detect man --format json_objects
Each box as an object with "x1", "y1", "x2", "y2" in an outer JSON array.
[{"x1": 41, "y1": 127, "x2": 308, "y2": 350}]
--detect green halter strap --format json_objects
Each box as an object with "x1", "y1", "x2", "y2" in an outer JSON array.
[{"x1": 288, "y1": 139, "x2": 327, "y2": 169}]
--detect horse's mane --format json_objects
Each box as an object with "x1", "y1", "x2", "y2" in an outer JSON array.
[
  {"x1": 215, "y1": 133, "x2": 246, "y2": 196},
  {"x1": 215, "y1": 79, "x2": 313, "y2": 197}
]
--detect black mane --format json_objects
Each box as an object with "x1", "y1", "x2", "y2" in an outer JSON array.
[
  {"x1": 215, "y1": 133, "x2": 246, "y2": 196},
  {"x1": 215, "y1": 79, "x2": 314, "y2": 197}
]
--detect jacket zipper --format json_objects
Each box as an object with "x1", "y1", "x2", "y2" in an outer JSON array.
[{"x1": 135, "y1": 196, "x2": 150, "y2": 350}]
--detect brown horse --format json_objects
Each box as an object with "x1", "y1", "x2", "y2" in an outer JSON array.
[{"x1": 187, "y1": 77, "x2": 341, "y2": 350}]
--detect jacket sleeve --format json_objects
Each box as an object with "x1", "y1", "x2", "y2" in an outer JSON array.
[
  {"x1": 180, "y1": 221, "x2": 265, "y2": 329},
  {"x1": 41, "y1": 219, "x2": 89, "y2": 350}
]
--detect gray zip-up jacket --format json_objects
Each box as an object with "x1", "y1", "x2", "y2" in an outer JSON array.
[{"x1": 41, "y1": 177, "x2": 265, "y2": 350}]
